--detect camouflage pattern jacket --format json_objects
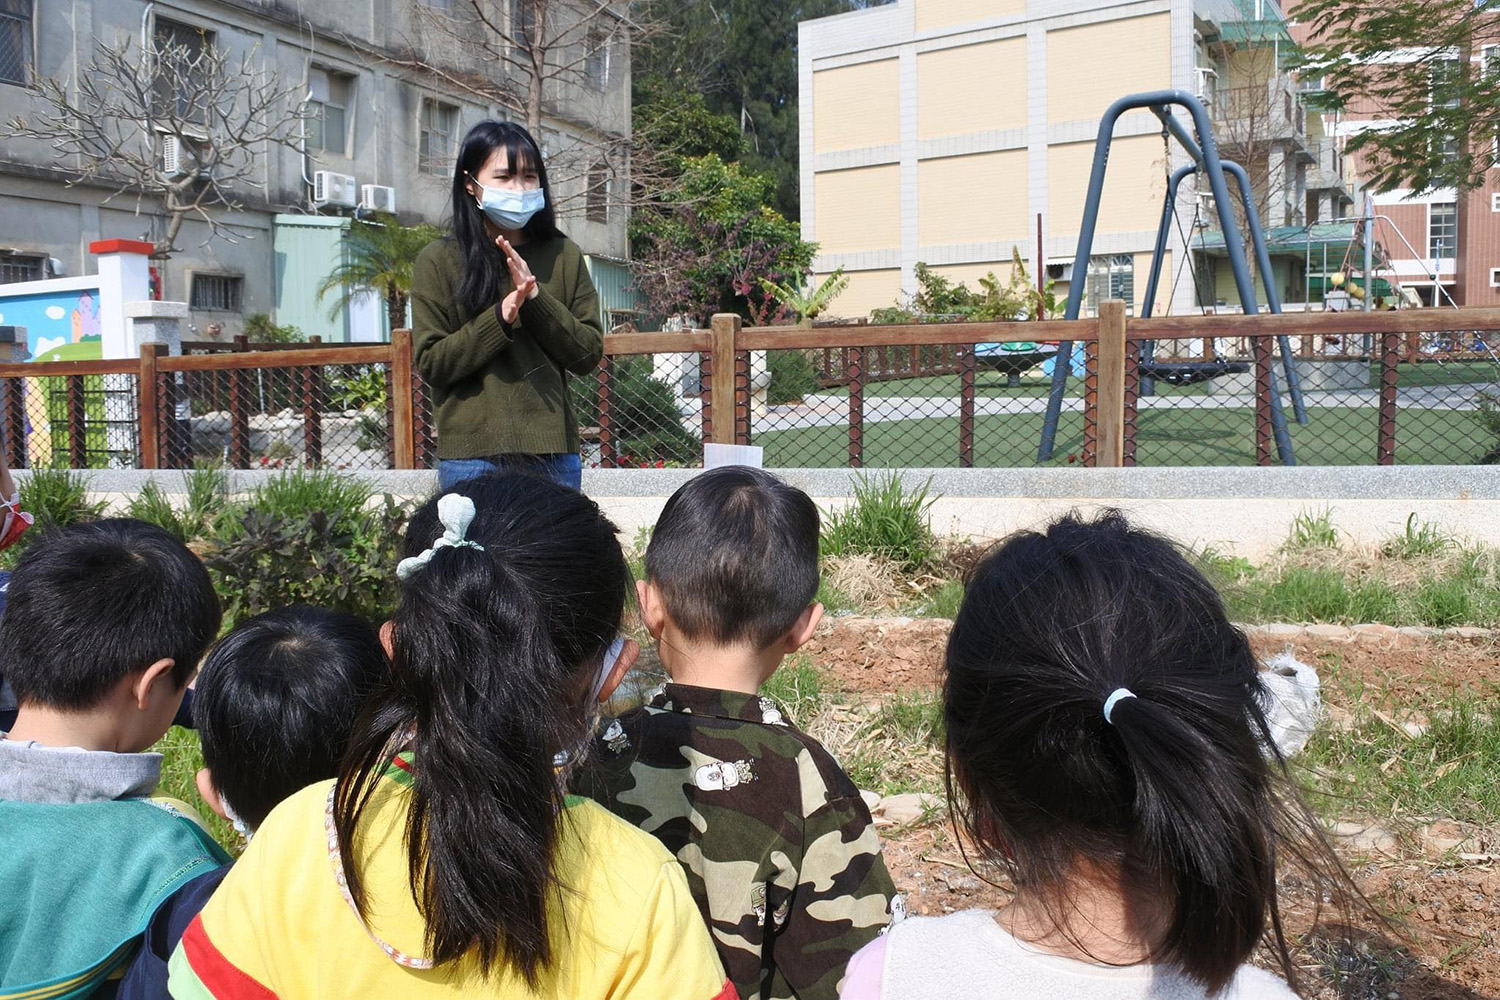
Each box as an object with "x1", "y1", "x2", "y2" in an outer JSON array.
[{"x1": 576, "y1": 683, "x2": 899, "y2": 1000}]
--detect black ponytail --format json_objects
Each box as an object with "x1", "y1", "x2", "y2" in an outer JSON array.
[
  {"x1": 334, "y1": 473, "x2": 627, "y2": 981},
  {"x1": 943, "y1": 510, "x2": 1357, "y2": 994}
]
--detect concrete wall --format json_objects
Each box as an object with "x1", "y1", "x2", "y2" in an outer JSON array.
[
  {"x1": 0, "y1": 0, "x2": 631, "y2": 338},
  {"x1": 802, "y1": 0, "x2": 1195, "y2": 324},
  {"x1": 64, "y1": 466, "x2": 1500, "y2": 563}
]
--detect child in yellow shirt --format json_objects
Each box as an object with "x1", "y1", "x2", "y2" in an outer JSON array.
[{"x1": 169, "y1": 474, "x2": 734, "y2": 999}]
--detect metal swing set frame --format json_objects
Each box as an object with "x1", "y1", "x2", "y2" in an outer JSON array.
[{"x1": 1036, "y1": 90, "x2": 1309, "y2": 465}]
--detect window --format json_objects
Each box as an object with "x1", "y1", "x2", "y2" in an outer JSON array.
[
  {"x1": 1491, "y1": 192, "x2": 1500, "y2": 212},
  {"x1": 1430, "y1": 58, "x2": 1462, "y2": 109},
  {"x1": 0, "y1": 252, "x2": 44, "y2": 284},
  {"x1": 0, "y1": 0, "x2": 31, "y2": 87},
  {"x1": 308, "y1": 68, "x2": 354, "y2": 156},
  {"x1": 586, "y1": 161, "x2": 609, "y2": 223},
  {"x1": 585, "y1": 26, "x2": 610, "y2": 89},
  {"x1": 153, "y1": 18, "x2": 215, "y2": 125},
  {"x1": 1086, "y1": 254, "x2": 1134, "y2": 314},
  {"x1": 190, "y1": 273, "x2": 243, "y2": 311},
  {"x1": 511, "y1": 0, "x2": 534, "y2": 49},
  {"x1": 419, "y1": 98, "x2": 458, "y2": 174},
  {"x1": 1490, "y1": 267, "x2": 1500, "y2": 288},
  {"x1": 1429, "y1": 202, "x2": 1457, "y2": 260}
]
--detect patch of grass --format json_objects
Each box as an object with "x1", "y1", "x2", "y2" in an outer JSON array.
[
  {"x1": 1251, "y1": 568, "x2": 1400, "y2": 624},
  {"x1": 815, "y1": 577, "x2": 859, "y2": 615},
  {"x1": 246, "y1": 469, "x2": 372, "y2": 525},
  {"x1": 1286, "y1": 509, "x2": 1340, "y2": 552},
  {"x1": 126, "y1": 480, "x2": 189, "y2": 540},
  {"x1": 821, "y1": 472, "x2": 938, "y2": 573},
  {"x1": 153, "y1": 727, "x2": 239, "y2": 853},
  {"x1": 911, "y1": 578, "x2": 964, "y2": 619},
  {"x1": 1298, "y1": 696, "x2": 1500, "y2": 826},
  {"x1": 833, "y1": 691, "x2": 946, "y2": 797},
  {"x1": 1381, "y1": 513, "x2": 1453, "y2": 560},
  {"x1": 761, "y1": 655, "x2": 830, "y2": 729}
]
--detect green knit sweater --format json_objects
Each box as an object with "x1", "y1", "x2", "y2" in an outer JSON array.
[{"x1": 410, "y1": 236, "x2": 603, "y2": 460}]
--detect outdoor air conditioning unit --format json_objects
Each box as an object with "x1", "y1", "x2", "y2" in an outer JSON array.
[
  {"x1": 160, "y1": 134, "x2": 188, "y2": 178},
  {"x1": 361, "y1": 184, "x2": 397, "y2": 213},
  {"x1": 314, "y1": 170, "x2": 358, "y2": 208}
]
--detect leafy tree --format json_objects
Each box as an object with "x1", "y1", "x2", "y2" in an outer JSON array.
[
  {"x1": 637, "y1": 0, "x2": 893, "y2": 218},
  {"x1": 759, "y1": 269, "x2": 850, "y2": 323},
  {"x1": 316, "y1": 214, "x2": 444, "y2": 333},
  {"x1": 1295, "y1": 0, "x2": 1500, "y2": 192},
  {"x1": 630, "y1": 154, "x2": 815, "y2": 325}
]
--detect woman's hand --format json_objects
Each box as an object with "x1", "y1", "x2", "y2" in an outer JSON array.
[{"x1": 496, "y1": 234, "x2": 539, "y2": 324}]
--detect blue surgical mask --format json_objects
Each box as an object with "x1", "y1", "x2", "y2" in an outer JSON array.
[{"x1": 473, "y1": 180, "x2": 546, "y2": 230}]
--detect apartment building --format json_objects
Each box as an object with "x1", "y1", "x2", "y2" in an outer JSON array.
[
  {"x1": 799, "y1": 0, "x2": 1344, "y2": 319},
  {"x1": 0, "y1": 0, "x2": 630, "y2": 337}
]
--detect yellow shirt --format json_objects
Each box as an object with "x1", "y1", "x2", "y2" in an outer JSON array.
[{"x1": 168, "y1": 773, "x2": 734, "y2": 999}]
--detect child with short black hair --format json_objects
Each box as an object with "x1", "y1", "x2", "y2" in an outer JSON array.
[
  {"x1": 170, "y1": 474, "x2": 730, "y2": 999},
  {"x1": 579, "y1": 466, "x2": 899, "y2": 1000},
  {"x1": 841, "y1": 511, "x2": 1358, "y2": 1000},
  {"x1": 0, "y1": 518, "x2": 226, "y2": 997},
  {"x1": 117, "y1": 605, "x2": 388, "y2": 999}
]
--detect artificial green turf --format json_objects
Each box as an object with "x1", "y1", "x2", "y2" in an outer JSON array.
[{"x1": 756, "y1": 406, "x2": 1489, "y2": 467}]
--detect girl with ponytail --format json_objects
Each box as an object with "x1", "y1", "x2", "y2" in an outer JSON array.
[
  {"x1": 169, "y1": 473, "x2": 735, "y2": 1000},
  {"x1": 841, "y1": 511, "x2": 1359, "y2": 1000}
]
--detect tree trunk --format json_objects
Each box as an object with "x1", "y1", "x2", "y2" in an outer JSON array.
[{"x1": 388, "y1": 286, "x2": 406, "y2": 333}]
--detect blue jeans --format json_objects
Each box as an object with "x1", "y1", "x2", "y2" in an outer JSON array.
[{"x1": 438, "y1": 453, "x2": 583, "y2": 493}]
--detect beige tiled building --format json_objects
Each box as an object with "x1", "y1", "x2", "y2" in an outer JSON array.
[{"x1": 799, "y1": 0, "x2": 1345, "y2": 319}]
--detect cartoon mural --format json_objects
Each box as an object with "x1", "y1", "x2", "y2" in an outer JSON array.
[{"x1": 0, "y1": 286, "x2": 105, "y2": 362}]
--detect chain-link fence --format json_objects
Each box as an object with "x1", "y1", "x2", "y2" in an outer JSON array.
[{"x1": 1, "y1": 315, "x2": 1495, "y2": 472}]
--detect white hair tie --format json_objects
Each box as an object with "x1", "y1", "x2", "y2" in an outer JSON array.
[
  {"x1": 1103, "y1": 688, "x2": 1137, "y2": 725},
  {"x1": 397, "y1": 494, "x2": 486, "y2": 581}
]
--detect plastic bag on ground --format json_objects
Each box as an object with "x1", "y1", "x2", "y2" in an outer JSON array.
[{"x1": 1258, "y1": 651, "x2": 1322, "y2": 758}]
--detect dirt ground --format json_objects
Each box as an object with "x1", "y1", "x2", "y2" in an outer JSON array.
[{"x1": 804, "y1": 617, "x2": 1500, "y2": 998}]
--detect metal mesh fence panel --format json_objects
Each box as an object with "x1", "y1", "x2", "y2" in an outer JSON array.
[
  {"x1": 0, "y1": 370, "x2": 141, "y2": 469},
  {"x1": 575, "y1": 352, "x2": 705, "y2": 469},
  {"x1": 158, "y1": 361, "x2": 399, "y2": 470}
]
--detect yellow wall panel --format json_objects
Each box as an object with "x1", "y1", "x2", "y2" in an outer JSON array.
[
  {"x1": 814, "y1": 165, "x2": 902, "y2": 253},
  {"x1": 823, "y1": 269, "x2": 903, "y2": 319},
  {"x1": 918, "y1": 150, "x2": 1028, "y2": 246},
  {"x1": 1134, "y1": 250, "x2": 1166, "y2": 314},
  {"x1": 916, "y1": 0, "x2": 1026, "y2": 33},
  {"x1": 1047, "y1": 134, "x2": 1166, "y2": 238},
  {"x1": 1046, "y1": 13, "x2": 1170, "y2": 123},
  {"x1": 813, "y1": 60, "x2": 900, "y2": 154},
  {"x1": 917, "y1": 38, "x2": 1027, "y2": 139},
  {"x1": 927, "y1": 261, "x2": 1016, "y2": 288}
]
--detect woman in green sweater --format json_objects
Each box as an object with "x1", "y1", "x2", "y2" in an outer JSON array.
[{"x1": 412, "y1": 120, "x2": 603, "y2": 491}]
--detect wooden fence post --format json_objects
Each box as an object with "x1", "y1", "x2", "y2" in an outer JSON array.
[
  {"x1": 228, "y1": 364, "x2": 250, "y2": 469},
  {"x1": 1251, "y1": 335, "x2": 1274, "y2": 467},
  {"x1": 65, "y1": 374, "x2": 86, "y2": 468},
  {"x1": 847, "y1": 346, "x2": 864, "y2": 468},
  {"x1": 390, "y1": 328, "x2": 415, "y2": 469},
  {"x1": 1377, "y1": 331, "x2": 1400, "y2": 465},
  {"x1": 5, "y1": 379, "x2": 25, "y2": 468},
  {"x1": 709, "y1": 314, "x2": 739, "y2": 446},
  {"x1": 958, "y1": 345, "x2": 975, "y2": 468},
  {"x1": 597, "y1": 356, "x2": 615, "y2": 468},
  {"x1": 734, "y1": 350, "x2": 752, "y2": 445},
  {"x1": 139, "y1": 345, "x2": 163, "y2": 470},
  {"x1": 1095, "y1": 300, "x2": 1127, "y2": 468}
]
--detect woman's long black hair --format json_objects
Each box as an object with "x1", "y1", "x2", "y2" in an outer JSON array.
[
  {"x1": 332, "y1": 472, "x2": 627, "y2": 983},
  {"x1": 943, "y1": 510, "x2": 1358, "y2": 995},
  {"x1": 451, "y1": 120, "x2": 565, "y2": 317}
]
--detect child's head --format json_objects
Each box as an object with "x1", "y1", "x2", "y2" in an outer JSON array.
[
  {"x1": 944, "y1": 511, "x2": 1342, "y2": 993},
  {"x1": 334, "y1": 473, "x2": 635, "y2": 982},
  {"x1": 642, "y1": 467, "x2": 822, "y2": 665},
  {"x1": 194, "y1": 605, "x2": 387, "y2": 835},
  {"x1": 0, "y1": 518, "x2": 220, "y2": 750}
]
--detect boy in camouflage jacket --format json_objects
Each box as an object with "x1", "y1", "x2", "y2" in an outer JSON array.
[{"x1": 577, "y1": 467, "x2": 900, "y2": 1000}]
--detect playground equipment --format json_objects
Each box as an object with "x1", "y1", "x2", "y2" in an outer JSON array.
[
  {"x1": 972, "y1": 341, "x2": 1058, "y2": 387},
  {"x1": 1037, "y1": 91, "x2": 1302, "y2": 465}
]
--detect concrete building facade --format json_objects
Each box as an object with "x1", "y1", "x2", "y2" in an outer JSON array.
[
  {"x1": 799, "y1": 0, "x2": 1344, "y2": 320},
  {"x1": 0, "y1": 0, "x2": 631, "y2": 339}
]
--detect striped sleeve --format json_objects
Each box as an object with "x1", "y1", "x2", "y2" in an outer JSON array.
[{"x1": 167, "y1": 915, "x2": 278, "y2": 999}]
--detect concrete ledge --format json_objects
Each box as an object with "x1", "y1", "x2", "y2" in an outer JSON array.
[{"x1": 25, "y1": 465, "x2": 1500, "y2": 561}]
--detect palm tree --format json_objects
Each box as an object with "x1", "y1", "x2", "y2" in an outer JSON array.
[
  {"x1": 317, "y1": 213, "x2": 444, "y2": 333},
  {"x1": 758, "y1": 268, "x2": 850, "y2": 326}
]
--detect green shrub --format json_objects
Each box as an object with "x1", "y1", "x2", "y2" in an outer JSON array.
[
  {"x1": 766, "y1": 350, "x2": 820, "y2": 405},
  {"x1": 203, "y1": 497, "x2": 407, "y2": 630},
  {"x1": 243, "y1": 313, "x2": 304, "y2": 344},
  {"x1": 821, "y1": 472, "x2": 938, "y2": 573},
  {"x1": 247, "y1": 469, "x2": 373, "y2": 525},
  {"x1": 1285, "y1": 509, "x2": 1340, "y2": 551},
  {"x1": 0, "y1": 468, "x2": 105, "y2": 566},
  {"x1": 329, "y1": 366, "x2": 388, "y2": 411},
  {"x1": 1474, "y1": 388, "x2": 1500, "y2": 464},
  {"x1": 1381, "y1": 513, "x2": 1452, "y2": 559},
  {"x1": 126, "y1": 481, "x2": 188, "y2": 540}
]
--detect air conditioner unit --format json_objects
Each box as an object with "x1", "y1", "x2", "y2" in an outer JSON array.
[
  {"x1": 360, "y1": 184, "x2": 397, "y2": 213},
  {"x1": 314, "y1": 170, "x2": 358, "y2": 208},
  {"x1": 160, "y1": 134, "x2": 188, "y2": 177}
]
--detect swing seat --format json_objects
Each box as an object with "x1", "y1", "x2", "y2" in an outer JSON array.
[{"x1": 1137, "y1": 359, "x2": 1249, "y2": 386}]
